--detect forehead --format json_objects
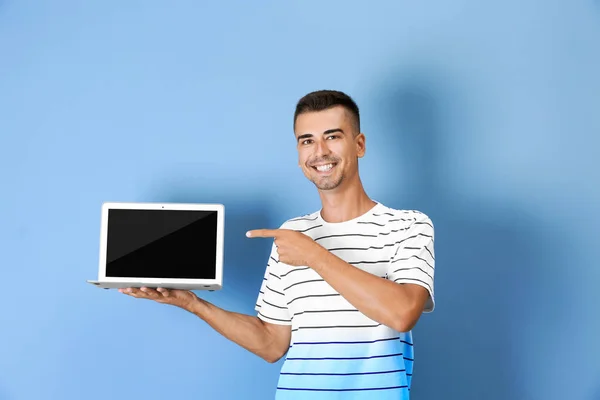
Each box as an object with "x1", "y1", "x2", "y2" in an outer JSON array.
[{"x1": 294, "y1": 106, "x2": 352, "y2": 136}]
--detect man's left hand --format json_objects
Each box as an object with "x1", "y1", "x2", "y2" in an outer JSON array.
[{"x1": 246, "y1": 228, "x2": 327, "y2": 267}]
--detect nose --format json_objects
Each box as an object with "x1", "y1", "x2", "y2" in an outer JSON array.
[{"x1": 314, "y1": 139, "x2": 331, "y2": 157}]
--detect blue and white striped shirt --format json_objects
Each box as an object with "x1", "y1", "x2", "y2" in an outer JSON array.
[{"x1": 255, "y1": 202, "x2": 435, "y2": 399}]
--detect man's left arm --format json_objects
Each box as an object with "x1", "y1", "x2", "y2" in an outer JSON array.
[
  {"x1": 310, "y1": 215, "x2": 435, "y2": 332},
  {"x1": 247, "y1": 214, "x2": 435, "y2": 332}
]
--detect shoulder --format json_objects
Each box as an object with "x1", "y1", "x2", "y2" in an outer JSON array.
[
  {"x1": 375, "y1": 204, "x2": 434, "y2": 230},
  {"x1": 278, "y1": 210, "x2": 321, "y2": 231}
]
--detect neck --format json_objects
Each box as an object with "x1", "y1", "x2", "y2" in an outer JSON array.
[{"x1": 318, "y1": 177, "x2": 376, "y2": 223}]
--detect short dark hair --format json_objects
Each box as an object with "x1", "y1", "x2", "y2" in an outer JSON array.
[{"x1": 294, "y1": 90, "x2": 360, "y2": 133}]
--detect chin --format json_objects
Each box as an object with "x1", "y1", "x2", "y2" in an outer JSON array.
[{"x1": 313, "y1": 177, "x2": 344, "y2": 191}]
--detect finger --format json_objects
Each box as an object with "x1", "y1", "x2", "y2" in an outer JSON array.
[
  {"x1": 120, "y1": 287, "x2": 142, "y2": 297},
  {"x1": 120, "y1": 287, "x2": 156, "y2": 299},
  {"x1": 246, "y1": 229, "x2": 280, "y2": 238},
  {"x1": 139, "y1": 287, "x2": 160, "y2": 298},
  {"x1": 156, "y1": 287, "x2": 170, "y2": 297}
]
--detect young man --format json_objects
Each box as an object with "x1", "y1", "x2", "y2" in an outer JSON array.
[{"x1": 121, "y1": 90, "x2": 435, "y2": 399}]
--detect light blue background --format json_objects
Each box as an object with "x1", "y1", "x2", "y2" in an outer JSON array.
[{"x1": 1, "y1": 1, "x2": 599, "y2": 399}]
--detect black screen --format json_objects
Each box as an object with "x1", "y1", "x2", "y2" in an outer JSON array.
[{"x1": 105, "y1": 209, "x2": 218, "y2": 279}]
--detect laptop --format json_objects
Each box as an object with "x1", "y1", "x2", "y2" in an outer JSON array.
[{"x1": 87, "y1": 202, "x2": 224, "y2": 291}]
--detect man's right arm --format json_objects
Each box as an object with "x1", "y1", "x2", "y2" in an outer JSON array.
[
  {"x1": 188, "y1": 296, "x2": 291, "y2": 363},
  {"x1": 120, "y1": 286, "x2": 291, "y2": 363}
]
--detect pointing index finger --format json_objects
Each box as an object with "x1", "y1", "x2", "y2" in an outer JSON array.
[{"x1": 246, "y1": 229, "x2": 279, "y2": 238}]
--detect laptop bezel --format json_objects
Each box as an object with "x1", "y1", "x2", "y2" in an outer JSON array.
[{"x1": 97, "y1": 201, "x2": 224, "y2": 286}]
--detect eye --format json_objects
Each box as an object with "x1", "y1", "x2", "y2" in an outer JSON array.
[
  {"x1": 326, "y1": 135, "x2": 338, "y2": 140},
  {"x1": 301, "y1": 139, "x2": 313, "y2": 145}
]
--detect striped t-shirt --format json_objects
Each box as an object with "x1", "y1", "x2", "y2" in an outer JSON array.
[{"x1": 255, "y1": 202, "x2": 435, "y2": 399}]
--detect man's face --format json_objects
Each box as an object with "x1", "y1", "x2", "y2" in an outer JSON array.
[{"x1": 294, "y1": 106, "x2": 365, "y2": 191}]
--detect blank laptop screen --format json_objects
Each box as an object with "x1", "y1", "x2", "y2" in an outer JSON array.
[{"x1": 105, "y1": 209, "x2": 218, "y2": 279}]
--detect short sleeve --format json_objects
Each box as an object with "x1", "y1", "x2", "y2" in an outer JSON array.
[
  {"x1": 388, "y1": 213, "x2": 436, "y2": 312},
  {"x1": 254, "y1": 242, "x2": 292, "y2": 325}
]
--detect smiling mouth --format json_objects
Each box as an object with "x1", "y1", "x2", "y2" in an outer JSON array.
[{"x1": 312, "y1": 163, "x2": 336, "y2": 173}]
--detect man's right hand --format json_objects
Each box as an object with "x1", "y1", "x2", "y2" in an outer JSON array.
[{"x1": 119, "y1": 287, "x2": 199, "y2": 311}]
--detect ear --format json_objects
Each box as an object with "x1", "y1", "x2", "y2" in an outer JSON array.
[{"x1": 355, "y1": 133, "x2": 366, "y2": 158}]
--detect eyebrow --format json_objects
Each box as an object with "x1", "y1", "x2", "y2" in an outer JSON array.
[{"x1": 297, "y1": 128, "x2": 345, "y2": 142}]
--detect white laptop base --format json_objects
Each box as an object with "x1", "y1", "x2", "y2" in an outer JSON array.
[
  {"x1": 87, "y1": 279, "x2": 221, "y2": 291},
  {"x1": 88, "y1": 202, "x2": 224, "y2": 292}
]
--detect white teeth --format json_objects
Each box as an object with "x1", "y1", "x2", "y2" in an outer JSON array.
[{"x1": 316, "y1": 164, "x2": 333, "y2": 172}]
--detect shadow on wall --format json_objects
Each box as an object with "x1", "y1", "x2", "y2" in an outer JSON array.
[
  {"x1": 149, "y1": 183, "x2": 275, "y2": 314},
  {"x1": 370, "y1": 70, "x2": 567, "y2": 399}
]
